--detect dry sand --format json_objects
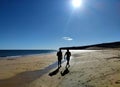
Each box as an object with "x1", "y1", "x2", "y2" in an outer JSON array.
[{"x1": 0, "y1": 50, "x2": 120, "y2": 87}]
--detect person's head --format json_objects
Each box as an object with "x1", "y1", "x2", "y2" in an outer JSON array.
[
  {"x1": 67, "y1": 49, "x2": 69, "y2": 52},
  {"x1": 59, "y1": 48, "x2": 61, "y2": 52}
]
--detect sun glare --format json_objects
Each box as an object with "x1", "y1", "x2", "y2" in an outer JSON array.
[{"x1": 72, "y1": 0, "x2": 82, "y2": 8}]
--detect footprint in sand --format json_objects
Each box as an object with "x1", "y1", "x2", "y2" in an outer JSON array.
[{"x1": 115, "y1": 80, "x2": 120, "y2": 84}]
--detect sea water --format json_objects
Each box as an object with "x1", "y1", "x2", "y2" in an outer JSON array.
[{"x1": 0, "y1": 50, "x2": 56, "y2": 58}]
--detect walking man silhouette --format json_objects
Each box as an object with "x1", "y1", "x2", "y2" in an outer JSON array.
[
  {"x1": 57, "y1": 49, "x2": 62, "y2": 68},
  {"x1": 64, "y1": 49, "x2": 71, "y2": 68}
]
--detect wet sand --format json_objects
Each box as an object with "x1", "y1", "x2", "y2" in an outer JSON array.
[{"x1": 0, "y1": 50, "x2": 120, "y2": 87}]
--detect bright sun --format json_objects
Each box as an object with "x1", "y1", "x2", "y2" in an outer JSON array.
[{"x1": 72, "y1": 0, "x2": 82, "y2": 8}]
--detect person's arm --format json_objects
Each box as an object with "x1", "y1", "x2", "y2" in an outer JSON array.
[
  {"x1": 57, "y1": 52, "x2": 58, "y2": 56},
  {"x1": 70, "y1": 52, "x2": 71, "y2": 56},
  {"x1": 64, "y1": 53, "x2": 66, "y2": 59}
]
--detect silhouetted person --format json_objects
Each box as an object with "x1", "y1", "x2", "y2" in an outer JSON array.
[
  {"x1": 57, "y1": 49, "x2": 62, "y2": 68},
  {"x1": 64, "y1": 49, "x2": 71, "y2": 68}
]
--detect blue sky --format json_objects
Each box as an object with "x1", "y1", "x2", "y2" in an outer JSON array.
[{"x1": 0, "y1": 0, "x2": 120, "y2": 49}]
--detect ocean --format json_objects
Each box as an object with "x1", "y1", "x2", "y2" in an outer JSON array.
[{"x1": 0, "y1": 50, "x2": 57, "y2": 58}]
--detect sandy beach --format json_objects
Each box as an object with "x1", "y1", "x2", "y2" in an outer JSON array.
[{"x1": 0, "y1": 50, "x2": 120, "y2": 87}]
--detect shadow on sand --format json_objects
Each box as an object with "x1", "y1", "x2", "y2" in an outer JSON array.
[
  {"x1": 49, "y1": 66, "x2": 70, "y2": 77},
  {"x1": 61, "y1": 67, "x2": 70, "y2": 76},
  {"x1": 49, "y1": 67, "x2": 60, "y2": 76}
]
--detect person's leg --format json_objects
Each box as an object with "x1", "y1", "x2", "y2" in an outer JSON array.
[
  {"x1": 65, "y1": 62, "x2": 67, "y2": 68},
  {"x1": 58, "y1": 60, "x2": 60, "y2": 67},
  {"x1": 60, "y1": 60, "x2": 62, "y2": 67},
  {"x1": 66, "y1": 58, "x2": 69, "y2": 68},
  {"x1": 58, "y1": 59, "x2": 62, "y2": 67},
  {"x1": 67, "y1": 61, "x2": 69, "y2": 65},
  {"x1": 67, "y1": 58, "x2": 70, "y2": 67}
]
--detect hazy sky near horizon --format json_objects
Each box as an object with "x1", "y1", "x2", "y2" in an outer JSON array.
[{"x1": 0, "y1": 0, "x2": 120, "y2": 49}]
